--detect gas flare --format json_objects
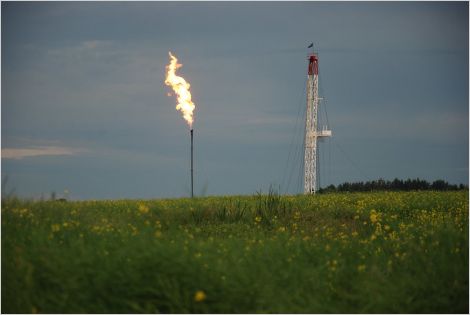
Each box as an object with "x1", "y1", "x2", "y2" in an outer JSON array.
[{"x1": 164, "y1": 52, "x2": 196, "y2": 128}]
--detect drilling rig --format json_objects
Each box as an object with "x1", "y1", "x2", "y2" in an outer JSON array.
[{"x1": 304, "y1": 51, "x2": 332, "y2": 194}]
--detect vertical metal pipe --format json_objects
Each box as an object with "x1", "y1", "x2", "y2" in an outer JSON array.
[{"x1": 190, "y1": 128, "x2": 194, "y2": 198}]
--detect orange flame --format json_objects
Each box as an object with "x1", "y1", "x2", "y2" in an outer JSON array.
[{"x1": 165, "y1": 52, "x2": 196, "y2": 128}]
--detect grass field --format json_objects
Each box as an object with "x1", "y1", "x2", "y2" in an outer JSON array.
[{"x1": 2, "y1": 190, "x2": 468, "y2": 313}]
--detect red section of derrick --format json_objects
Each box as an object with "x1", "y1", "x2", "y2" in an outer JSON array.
[{"x1": 308, "y1": 55, "x2": 318, "y2": 75}]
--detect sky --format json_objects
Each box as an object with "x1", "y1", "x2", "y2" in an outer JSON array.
[{"x1": 2, "y1": 1, "x2": 468, "y2": 200}]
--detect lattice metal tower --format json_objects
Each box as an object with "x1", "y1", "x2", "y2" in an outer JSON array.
[{"x1": 304, "y1": 52, "x2": 332, "y2": 194}]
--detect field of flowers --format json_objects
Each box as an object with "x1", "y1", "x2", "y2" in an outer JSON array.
[{"x1": 2, "y1": 191, "x2": 468, "y2": 313}]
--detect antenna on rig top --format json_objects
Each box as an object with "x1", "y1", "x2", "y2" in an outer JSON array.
[{"x1": 304, "y1": 43, "x2": 332, "y2": 194}]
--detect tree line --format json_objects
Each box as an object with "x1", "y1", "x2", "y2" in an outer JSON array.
[{"x1": 318, "y1": 178, "x2": 468, "y2": 193}]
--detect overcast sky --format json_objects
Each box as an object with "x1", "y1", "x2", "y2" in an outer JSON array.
[{"x1": 2, "y1": 2, "x2": 468, "y2": 200}]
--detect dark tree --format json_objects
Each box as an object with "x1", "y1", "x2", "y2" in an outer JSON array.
[{"x1": 318, "y1": 178, "x2": 467, "y2": 193}]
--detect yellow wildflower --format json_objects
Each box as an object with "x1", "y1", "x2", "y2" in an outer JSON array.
[
  {"x1": 357, "y1": 264, "x2": 366, "y2": 272},
  {"x1": 254, "y1": 216, "x2": 262, "y2": 223},
  {"x1": 370, "y1": 210, "x2": 378, "y2": 224},
  {"x1": 327, "y1": 260, "x2": 338, "y2": 272},
  {"x1": 138, "y1": 204, "x2": 149, "y2": 214},
  {"x1": 194, "y1": 290, "x2": 206, "y2": 302}
]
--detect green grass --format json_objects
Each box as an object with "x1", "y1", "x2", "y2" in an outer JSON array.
[{"x1": 2, "y1": 190, "x2": 468, "y2": 313}]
